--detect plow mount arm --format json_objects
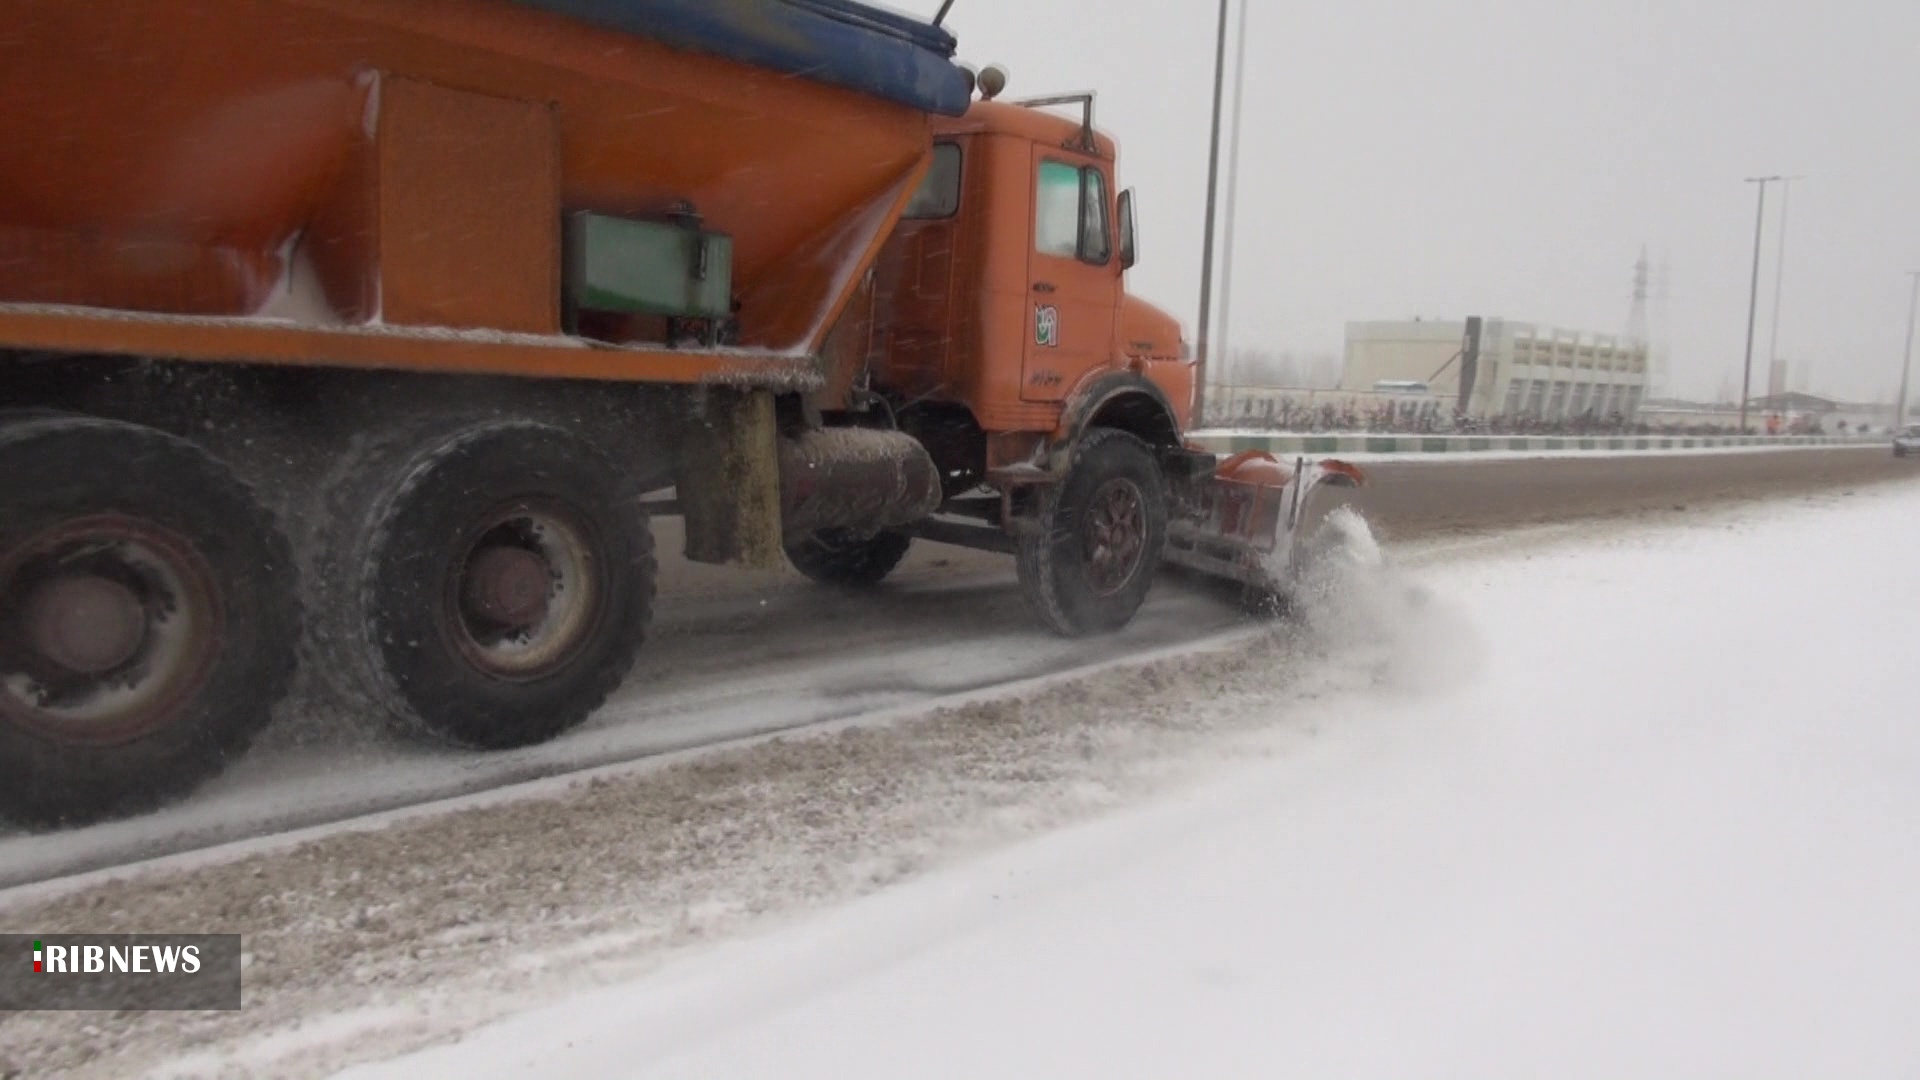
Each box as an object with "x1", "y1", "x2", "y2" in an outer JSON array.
[{"x1": 1163, "y1": 450, "x2": 1367, "y2": 597}]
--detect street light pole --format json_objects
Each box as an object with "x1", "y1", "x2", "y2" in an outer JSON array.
[
  {"x1": 1216, "y1": 0, "x2": 1251, "y2": 387},
  {"x1": 1764, "y1": 176, "x2": 1803, "y2": 392},
  {"x1": 1192, "y1": 0, "x2": 1232, "y2": 425},
  {"x1": 1739, "y1": 176, "x2": 1780, "y2": 432},
  {"x1": 1897, "y1": 271, "x2": 1920, "y2": 430}
]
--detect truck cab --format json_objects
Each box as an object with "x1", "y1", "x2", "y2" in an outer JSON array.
[
  {"x1": 787, "y1": 93, "x2": 1224, "y2": 639},
  {"x1": 862, "y1": 98, "x2": 1192, "y2": 477}
]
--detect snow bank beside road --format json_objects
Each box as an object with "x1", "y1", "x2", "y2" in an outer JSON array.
[
  {"x1": 1192, "y1": 429, "x2": 1880, "y2": 457},
  {"x1": 353, "y1": 483, "x2": 1920, "y2": 1080}
]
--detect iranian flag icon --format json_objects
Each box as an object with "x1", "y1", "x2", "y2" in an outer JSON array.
[{"x1": 33, "y1": 940, "x2": 42, "y2": 973}]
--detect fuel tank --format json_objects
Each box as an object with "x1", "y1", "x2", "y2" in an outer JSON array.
[{"x1": 777, "y1": 427, "x2": 943, "y2": 539}]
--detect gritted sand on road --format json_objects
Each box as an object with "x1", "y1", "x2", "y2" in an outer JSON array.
[
  {"x1": 5, "y1": 624, "x2": 1414, "y2": 1080},
  {"x1": 0, "y1": 452, "x2": 1913, "y2": 1078}
]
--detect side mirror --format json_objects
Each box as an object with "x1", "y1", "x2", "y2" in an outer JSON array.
[{"x1": 1117, "y1": 189, "x2": 1137, "y2": 270}]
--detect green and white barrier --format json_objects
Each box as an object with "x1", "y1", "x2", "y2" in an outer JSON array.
[{"x1": 1189, "y1": 432, "x2": 1881, "y2": 455}]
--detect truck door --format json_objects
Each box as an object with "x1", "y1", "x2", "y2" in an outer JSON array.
[{"x1": 1022, "y1": 149, "x2": 1118, "y2": 403}]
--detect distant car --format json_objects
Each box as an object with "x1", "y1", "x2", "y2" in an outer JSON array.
[{"x1": 1895, "y1": 424, "x2": 1920, "y2": 458}]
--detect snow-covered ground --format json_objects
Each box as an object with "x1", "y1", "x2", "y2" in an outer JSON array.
[{"x1": 345, "y1": 482, "x2": 1920, "y2": 1080}]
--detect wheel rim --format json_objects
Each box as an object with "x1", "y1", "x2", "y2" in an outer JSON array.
[
  {"x1": 1082, "y1": 478, "x2": 1148, "y2": 597},
  {"x1": 446, "y1": 501, "x2": 600, "y2": 682},
  {"x1": 0, "y1": 514, "x2": 225, "y2": 744}
]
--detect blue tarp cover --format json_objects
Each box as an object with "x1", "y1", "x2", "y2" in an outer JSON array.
[{"x1": 511, "y1": 0, "x2": 974, "y2": 116}]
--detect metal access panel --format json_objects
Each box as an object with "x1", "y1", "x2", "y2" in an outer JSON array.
[
  {"x1": 378, "y1": 78, "x2": 561, "y2": 334},
  {"x1": 565, "y1": 212, "x2": 733, "y2": 321}
]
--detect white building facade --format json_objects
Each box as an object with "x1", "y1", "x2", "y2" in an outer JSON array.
[{"x1": 1343, "y1": 318, "x2": 1649, "y2": 421}]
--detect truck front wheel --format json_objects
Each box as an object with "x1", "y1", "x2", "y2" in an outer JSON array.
[{"x1": 1016, "y1": 428, "x2": 1169, "y2": 637}]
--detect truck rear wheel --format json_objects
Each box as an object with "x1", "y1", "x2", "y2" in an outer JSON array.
[
  {"x1": 1017, "y1": 428, "x2": 1168, "y2": 637},
  {"x1": 322, "y1": 420, "x2": 655, "y2": 749},
  {"x1": 785, "y1": 529, "x2": 912, "y2": 587},
  {"x1": 0, "y1": 415, "x2": 299, "y2": 826}
]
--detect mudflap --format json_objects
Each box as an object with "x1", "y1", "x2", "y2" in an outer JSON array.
[
  {"x1": 1162, "y1": 450, "x2": 1368, "y2": 597},
  {"x1": 676, "y1": 387, "x2": 785, "y2": 570}
]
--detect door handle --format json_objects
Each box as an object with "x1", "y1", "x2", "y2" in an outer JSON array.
[{"x1": 1031, "y1": 282, "x2": 1057, "y2": 294}]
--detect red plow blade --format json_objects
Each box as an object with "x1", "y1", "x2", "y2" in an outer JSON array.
[{"x1": 1164, "y1": 450, "x2": 1367, "y2": 598}]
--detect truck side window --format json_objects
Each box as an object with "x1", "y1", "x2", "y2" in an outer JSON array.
[
  {"x1": 1035, "y1": 161, "x2": 1111, "y2": 266},
  {"x1": 904, "y1": 143, "x2": 962, "y2": 219},
  {"x1": 1079, "y1": 168, "x2": 1110, "y2": 264}
]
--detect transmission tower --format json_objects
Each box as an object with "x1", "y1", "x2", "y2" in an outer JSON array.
[
  {"x1": 1625, "y1": 245, "x2": 1667, "y2": 401},
  {"x1": 1626, "y1": 245, "x2": 1651, "y2": 345},
  {"x1": 1649, "y1": 250, "x2": 1673, "y2": 400}
]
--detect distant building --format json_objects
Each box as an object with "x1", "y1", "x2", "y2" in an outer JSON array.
[
  {"x1": 1745, "y1": 392, "x2": 1889, "y2": 433},
  {"x1": 1767, "y1": 358, "x2": 1788, "y2": 399},
  {"x1": 1343, "y1": 318, "x2": 1648, "y2": 420},
  {"x1": 1749, "y1": 390, "x2": 1833, "y2": 416},
  {"x1": 1637, "y1": 392, "x2": 1889, "y2": 433}
]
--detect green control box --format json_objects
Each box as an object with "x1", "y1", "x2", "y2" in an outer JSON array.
[{"x1": 564, "y1": 211, "x2": 733, "y2": 323}]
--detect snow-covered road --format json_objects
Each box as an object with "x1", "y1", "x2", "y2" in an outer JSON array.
[
  {"x1": 350, "y1": 482, "x2": 1920, "y2": 1080},
  {"x1": 3, "y1": 447, "x2": 1899, "y2": 891}
]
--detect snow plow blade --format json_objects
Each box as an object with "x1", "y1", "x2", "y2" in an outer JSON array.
[{"x1": 1163, "y1": 451, "x2": 1368, "y2": 598}]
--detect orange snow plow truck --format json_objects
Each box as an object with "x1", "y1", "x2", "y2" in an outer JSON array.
[{"x1": 0, "y1": 0, "x2": 1361, "y2": 825}]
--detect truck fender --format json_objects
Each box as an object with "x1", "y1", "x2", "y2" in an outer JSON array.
[{"x1": 1055, "y1": 371, "x2": 1183, "y2": 454}]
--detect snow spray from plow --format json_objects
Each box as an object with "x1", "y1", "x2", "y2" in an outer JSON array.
[{"x1": 1280, "y1": 504, "x2": 1484, "y2": 696}]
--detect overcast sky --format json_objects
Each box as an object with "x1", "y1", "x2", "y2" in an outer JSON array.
[{"x1": 910, "y1": 0, "x2": 1920, "y2": 402}]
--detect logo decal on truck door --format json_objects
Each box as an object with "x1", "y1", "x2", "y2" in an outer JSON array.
[{"x1": 1034, "y1": 304, "x2": 1060, "y2": 348}]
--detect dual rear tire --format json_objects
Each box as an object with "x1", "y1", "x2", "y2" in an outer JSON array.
[
  {"x1": 0, "y1": 415, "x2": 299, "y2": 826},
  {"x1": 310, "y1": 420, "x2": 656, "y2": 749},
  {"x1": 0, "y1": 413, "x2": 658, "y2": 828}
]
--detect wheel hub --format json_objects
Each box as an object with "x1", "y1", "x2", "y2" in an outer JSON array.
[
  {"x1": 1084, "y1": 478, "x2": 1147, "y2": 597},
  {"x1": 0, "y1": 513, "x2": 223, "y2": 743},
  {"x1": 22, "y1": 574, "x2": 147, "y2": 675},
  {"x1": 447, "y1": 507, "x2": 598, "y2": 681},
  {"x1": 462, "y1": 546, "x2": 552, "y2": 628}
]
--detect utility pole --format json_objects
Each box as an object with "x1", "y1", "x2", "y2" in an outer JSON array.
[
  {"x1": 1216, "y1": 0, "x2": 1251, "y2": 389},
  {"x1": 1739, "y1": 176, "x2": 1780, "y2": 432},
  {"x1": 1764, "y1": 176, "x2": 1804, "y2": 393},
  {"x1": 1898, "y1": 271, "x2": 1920, "y2": 430},
  {"x1": 1192, "y1": 0, "x2": 1232, "y2": 425}
]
